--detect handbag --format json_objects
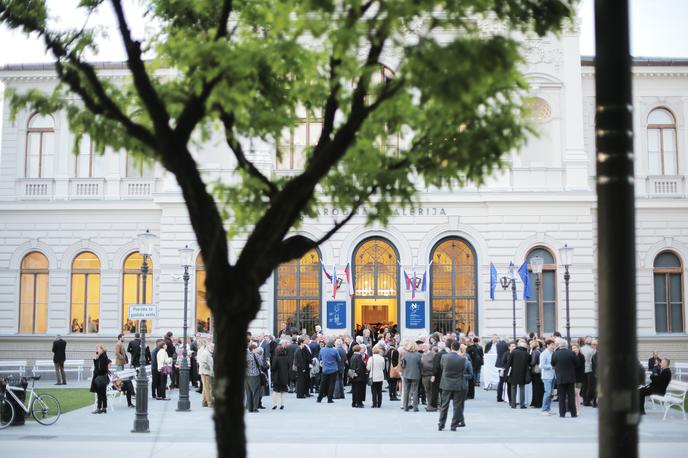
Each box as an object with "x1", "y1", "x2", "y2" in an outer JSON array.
[
  {"x1": 252, "y1": 354, "x2": 268, "y2": 387},
  {"x1": 93, "y1": 374, "x2": 109, "y2": 389},
  {"x1": 161, "y1": 364, "x2": 173, "y2": 375}
]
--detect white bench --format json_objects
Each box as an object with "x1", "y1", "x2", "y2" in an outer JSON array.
[
  {"x1": 0, "y1": 360, "x2": 27, "y2": 378},
  {"x1": 649, "y1": 380, "x2": 688, "y2": 420},
  {"x1": 32, "y1": 359, "x2": 85, "y2": 382}
]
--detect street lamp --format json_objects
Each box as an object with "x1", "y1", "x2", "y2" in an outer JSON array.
[
  {"x1": 529, "y1": 256, "x2": 544, "y2": 338},
  {"x1": 500, "y1": 264, "x2": 517, "y2": 342},
  {"x1": 177, "y1": 245, "x2": 194, "y2": 412},
  {"x1": 559, "y1": 244, "x2": 574, "y2": 344},
  {"x1": 133, "y1": 229, "x2": 156, "y2": 433}
]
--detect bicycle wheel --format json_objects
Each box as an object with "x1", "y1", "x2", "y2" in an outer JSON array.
[
  {"x1": 31, "y1": 393, "x2": 61, "y2": 425},
  {"x1": 0, "y1": 397, "x2": 15, "y2": 429}
]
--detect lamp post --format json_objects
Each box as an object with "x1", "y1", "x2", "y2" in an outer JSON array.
[
  {"x1": 500, "y1": 265, "x2": 517, "y2": 342},
  {"x1": 529, "y1": 256, "x2": 544, "y2": 338},
  {"x1": 132, "y1": 229, "x2": 156, "y2": 433},
  {"x1": 177, "y1": 245, "x2": 194, "y2": 412},
  {"x1": 559, "y1": 244, "x2": 574, "y2": 344}
]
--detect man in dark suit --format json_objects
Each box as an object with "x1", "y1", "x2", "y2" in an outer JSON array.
[
  {"x1": 485, "y1": 335, "x2": 508, "y2": 402},
  {"x1": 295, "y1": 337, "x2": 312, "y2": 398},
  {"x1": 504, "y1": 339, "x2": 530, "y2": 408},
  {"x1": 551, "y1": 338, "x2": 578, "y2": 418},
  {"x1": 437, "y1": 341, "x2": 473, "y2": 431},
  {"x1": 429, "y1": 338, "x2": 453, "y2": 411},
  {"x1": 127, "y1": 333, "x2": 142, "y2": 368},
  {"x1": 639, "y1": 358, "x2": 672, "y2": 414},
  {"x1": 52, "y1": 335, "x2": 67, "y2": 385}
]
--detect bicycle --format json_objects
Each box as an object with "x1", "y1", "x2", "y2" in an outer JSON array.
[{"x1": 0, "y1": 375, "x2": 61, "y2": 429}]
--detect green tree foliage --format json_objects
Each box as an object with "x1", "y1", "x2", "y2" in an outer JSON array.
[{"x1": 1, "y1": 1, "x2": 575, "y2": 456}]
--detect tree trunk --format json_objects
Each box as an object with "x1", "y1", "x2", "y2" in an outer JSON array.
[{"x1": 212, "y1": 286, "x2": 261, "y2": 458}]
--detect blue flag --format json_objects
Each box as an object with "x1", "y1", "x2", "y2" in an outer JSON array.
[
  {"x1": 518, "y1": 261, "x2": 530, "y2": 300},
  {"x1": 489, "y1": 262, "x2": 497, "y2": 300}
]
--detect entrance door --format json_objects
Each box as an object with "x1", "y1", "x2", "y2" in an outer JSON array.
[{"x1": 352, "y1": 238, "x2": 399, "y2": 334}]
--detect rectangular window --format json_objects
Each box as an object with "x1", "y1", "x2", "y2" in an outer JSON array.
[
  {"x1": 647, "y1": 129, "x2": 661, "y2": 175},
  {"x1": 654, "y1": 273, "x2": 669, "y2": 333},
  {"x1": 662, "y1": 129, "x2": 677, "y2": 175}
]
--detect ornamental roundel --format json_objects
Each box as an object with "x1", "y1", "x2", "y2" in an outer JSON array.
[{"x1": 524, "y1": 97, "x2": 552, "y2": 123}]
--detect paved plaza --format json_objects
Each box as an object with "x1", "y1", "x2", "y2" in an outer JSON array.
[{"x1": 1, "y1": 379, "x2": 686, "y2": 457}]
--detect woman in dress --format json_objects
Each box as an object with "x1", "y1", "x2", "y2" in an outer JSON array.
[
  {"x1": 90, "y1": 344, "x2": 111, "y2": 414},
  {"x1": 366, "y1": 346, "x2": 386, "y2": 408},
  {"x1": 270, "y1": 342, "x2": 290, "y2": 409}
]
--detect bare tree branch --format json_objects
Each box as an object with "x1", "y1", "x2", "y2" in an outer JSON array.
[
  {"x1": 110, "y1": 0, "x2": 171, "y2": 135},
  {"x1": 218, "y1": 108, "x2": 278, "y2": 197}
]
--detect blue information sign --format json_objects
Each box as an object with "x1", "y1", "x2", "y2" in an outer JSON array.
[
  {"x1": 405, "y1": 300, "x2": 426, "y2": 329},
  {"x1": 326, "y1": 301, "x2": 347, "y2": 329}
]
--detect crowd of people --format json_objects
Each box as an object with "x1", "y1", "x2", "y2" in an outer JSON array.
[
  {"x1": 243, "y1": 325, "x2": 602, "y2": 428},
  {"x1": 75, "y1": 331, "x2": 214, "y2": 414},
  {"x1": 54, "y1": 323, "x2": 674, "y2": 424}
]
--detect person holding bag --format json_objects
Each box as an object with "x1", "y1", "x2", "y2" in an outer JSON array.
[
  {"x1": 387, "y1": 343, "x2": 401, "y2": 401},
  {"x1": 157, "y1": 340, "x2": 172, "y2": 400},
  {"x1": 366, "y1": 346, "x2": 385, "y2": 408},
  {"x1": 90, "y1": 344, "x2": 111, "y2": 414}
]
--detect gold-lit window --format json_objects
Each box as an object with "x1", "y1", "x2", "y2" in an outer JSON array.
[
  {"x1": 352, "y1": 238, "x2": 399, "y2": 331},
  {"x1": 354, "y1": 238, "x2": 398, "y2": 298},
  {"x1": 196, "y1": 255, "x2": 211, "y2": 333},
  {"x1": 25, "y1": 114, "x2": 55, "y2": 178},
  {"x1": 19, "y1": 251, "x2": 49, "y2": 334},
  {"x1": 122, "y1": 252, "x2": 153, "y2": 334},
  {"x1": 274, "y1": 247, "x2": 321, "y2": 335},
  {"x1": 70, "y1": 252, "x2": 100, "y2": 334},
  {"x1": 430, "y1": 238, "x2": 477, "y2": 334}
]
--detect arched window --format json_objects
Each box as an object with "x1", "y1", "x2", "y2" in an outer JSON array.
[
  {"x1": 25, "y1": 114, "x2": 55, "y2": 178},
  {"x1": 274, "y1": 247, "x2": 321, "y2": 335},
  {"x1": 19, "y1": 251, "x2": 49, "y2": 333},
  {"x1": 353, "y1": 238, "x2": 399, "y2": 332},
  {"x1": 195, "y1": 255, "x2": 211, "y2": 333},
  {"x1": 122, "y1": 252, "x2": 153, "y2": 334},
  {"x1": 430, "y1": 238, "x2": 477, "y2": 334},
  {"x1": 526, "y1": 247, "x2": 557, "y2": 335},
  {"x1": 70, "y1": 252, "x2": 100, "y2": 334},
  {"x1": 75, "y1": 135, "x2": 104, "y2": 178},
  {"x1": 277, "y1": 108, "x2": 322, "y2": 170},
  {"x1": 654, "y1": 251, "x2": 684, "y2": 333},
  {"x1": 648, "y1": 108, "x2": 678, "y2": 176}
]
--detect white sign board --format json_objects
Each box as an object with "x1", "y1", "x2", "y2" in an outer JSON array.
[{"x1": 128, "y1": 304, "x2": 157, "y2": 320}]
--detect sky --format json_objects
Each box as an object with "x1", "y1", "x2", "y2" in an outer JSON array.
[{"x1": 0, "y1": 0, "x2": 687, "y2": 66}]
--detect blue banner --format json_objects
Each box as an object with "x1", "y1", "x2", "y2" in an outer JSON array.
[
  {"x1": 405, "y1": 300, "x2": 426, "y2": 329},
  {"x1": 326, "y1": 301, "x2": 347, "y2": 329}
]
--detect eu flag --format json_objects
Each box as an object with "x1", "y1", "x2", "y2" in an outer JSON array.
[
  {"x1": 489, "y1": 262, "x2": 497, "y2": 300},
  {"x1": 518, "y1": 261, "x2": 530, "y2": 299}
]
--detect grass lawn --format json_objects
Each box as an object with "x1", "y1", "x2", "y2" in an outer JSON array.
[{"x1": 27, "y1": 388, "x2": 93, "y2": 416}]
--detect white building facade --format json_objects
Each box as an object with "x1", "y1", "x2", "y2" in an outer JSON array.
[{"x1": 1, "y1": 27, "x2": 687, "y2": 363}]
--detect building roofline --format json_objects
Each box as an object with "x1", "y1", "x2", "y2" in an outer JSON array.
[
  {"x1": 581, "y1": 56, "x2": 688, "y2": 67},
  {"x1": 0, "y1": 61, "x2": 129, "y2": 72}
]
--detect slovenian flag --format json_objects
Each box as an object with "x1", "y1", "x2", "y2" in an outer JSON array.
[
  {"x1": 344, "y1": 263, "x2": 353, "y2": 298},
  {"x1": 419, "y1": 270, "x2": 427, "y2": 292},
  {"x1": 322, "y1": 264, "x2": 332, "y2": 283},
  {"x1": 331, "y1": 264, "x2": 338, "y2": 298},
  {"x1": 404, "y1": 270, "x2": 413, "y2": 297}
]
